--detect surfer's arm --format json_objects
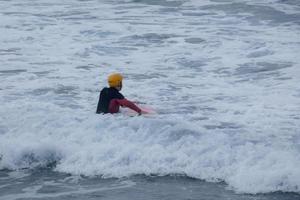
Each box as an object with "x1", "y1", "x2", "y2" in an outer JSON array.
[{"x1": 109, "y1": 99, "x2": 142, "y2": 114}]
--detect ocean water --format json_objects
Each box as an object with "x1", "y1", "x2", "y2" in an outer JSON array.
[{"x1": 0, "y1": 0, "x2": 300, "y2": 199}]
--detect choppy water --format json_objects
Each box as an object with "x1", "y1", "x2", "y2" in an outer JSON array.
[
  {"x1": 0, "y1": 0, "x2": 300, "y2": 199},
  {"x1": 1, "y1": 169, "x2": 300, "y2": 200}
]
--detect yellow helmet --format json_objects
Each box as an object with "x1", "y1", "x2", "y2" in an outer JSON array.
[{"x1": 108, "y1": 73, "x2": 123, "y2": 88}]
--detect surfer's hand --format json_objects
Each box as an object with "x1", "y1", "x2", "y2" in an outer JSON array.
[
  {"x1": 138, "y1": 110, "x2": 148, "y2": 115},
  {"x1": 141, "y1": 110, "x2": 148, "y2": 115}
]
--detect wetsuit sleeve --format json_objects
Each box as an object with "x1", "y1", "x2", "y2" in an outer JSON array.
[{"x1": 115, "y1": 99, "x2": 142, "y2": 114}]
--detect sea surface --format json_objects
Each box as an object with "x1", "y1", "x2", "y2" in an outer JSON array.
[{"x1": 0, "y1": 0, "x2": 300, "y2": 199}]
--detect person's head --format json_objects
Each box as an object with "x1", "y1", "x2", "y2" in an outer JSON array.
[{"x1": 108, "y1": 73, "x2": 123, "y2": 91}]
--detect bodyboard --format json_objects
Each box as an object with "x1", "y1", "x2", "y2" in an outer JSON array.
[{"x1": 120, "y1": 105, "x2": 156, "y2": 117}]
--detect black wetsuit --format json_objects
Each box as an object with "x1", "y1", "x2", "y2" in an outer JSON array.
[{"x1": 96, "y1": 87, "x2": 124, "y2": 114}]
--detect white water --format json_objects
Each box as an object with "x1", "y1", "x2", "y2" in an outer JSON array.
[{"x1": 0, "y1": 0, "x2": 300, "y2": 194}]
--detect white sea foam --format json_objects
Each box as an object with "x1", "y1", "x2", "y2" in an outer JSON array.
[{"x1": 0, "y1": 0, "x2": 300, "y2": 194}]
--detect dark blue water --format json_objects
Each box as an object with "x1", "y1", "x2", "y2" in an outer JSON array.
[{"x1": 0, "y1": 169, "x2": 299, "y2": 200}]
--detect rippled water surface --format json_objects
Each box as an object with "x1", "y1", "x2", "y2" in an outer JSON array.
[{"x1": 1, "y1": 169, "x2": 299, "y2": 200}]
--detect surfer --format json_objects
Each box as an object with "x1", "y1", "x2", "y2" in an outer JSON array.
[{"x1": 96, "y1": 73, "x2": 142, "y2": 115}]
